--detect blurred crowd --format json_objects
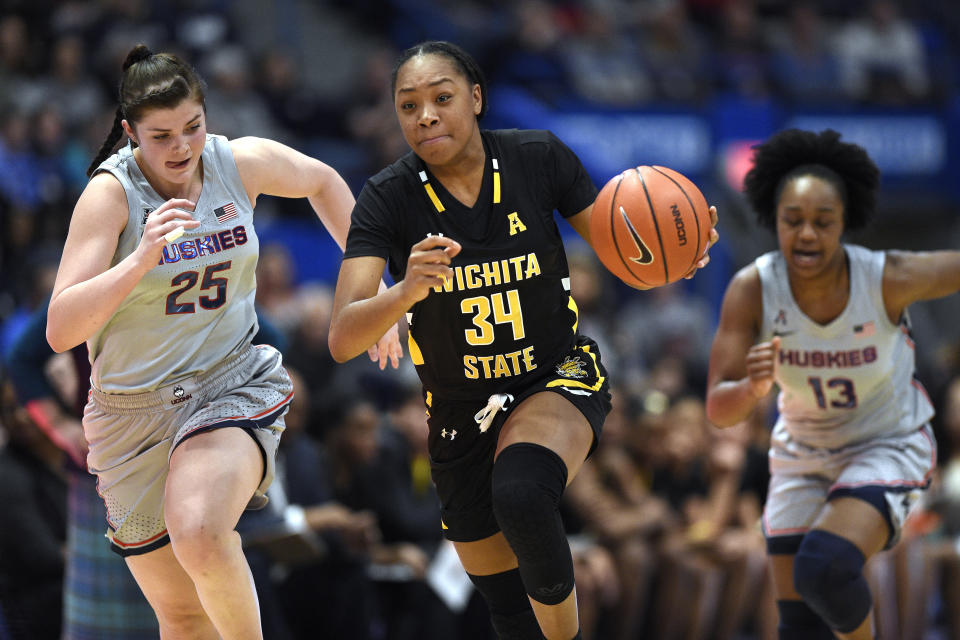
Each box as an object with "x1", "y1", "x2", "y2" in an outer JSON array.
[{"x1": 3, "y1": 0, "x2": 960, "y2": 639}]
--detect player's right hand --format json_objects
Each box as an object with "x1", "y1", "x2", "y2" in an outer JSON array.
[
  {"x1": 745, "y1": 336, "x2": 780, "y2": 398},
  {"x1": 400, "y1": 235, "x2": 462, "y2": 303},
  {"x1": 135, "y1": 198, "x2": 202, "y2": 266}
]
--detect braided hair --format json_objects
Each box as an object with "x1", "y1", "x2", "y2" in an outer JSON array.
[
  {"x1": 390, "y1": 41, "x2": 488, "y2": 120},
  {"x1": 743, "y1": 129, "x2": 880, "y2": 232},
  {"x1": 86, "y1": 44, "x2": 206, "y2": 177}
]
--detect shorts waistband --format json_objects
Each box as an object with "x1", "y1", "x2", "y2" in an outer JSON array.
[{"x1": 90, "y1": 346, "x2": 255, "y2": 412}]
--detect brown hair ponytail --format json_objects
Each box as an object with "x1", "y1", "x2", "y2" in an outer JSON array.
[{"x1": 85, "y1": 43, "x2": 206, "y2": 178}]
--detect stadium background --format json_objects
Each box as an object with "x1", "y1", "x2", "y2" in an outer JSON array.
[{"x1": 2, "y1": 0, "x2": 960, "y2": 638}]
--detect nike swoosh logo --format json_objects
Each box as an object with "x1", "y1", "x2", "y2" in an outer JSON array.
[
  {"x1": 772, "y1": 330, "x2": 796, "y2": 338},
  {"x1": 619, "y1": 206, "x2": 653, "y2": 265}
]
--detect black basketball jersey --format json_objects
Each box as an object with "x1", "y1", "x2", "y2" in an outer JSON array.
[{"x1": 344, "y1": 129, "x2": 598, "y2": 401}]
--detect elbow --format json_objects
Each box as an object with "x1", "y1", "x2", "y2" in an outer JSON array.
[
  {"x1": 705, "y1": 397, "x2": 738, "y2": 429},
  {"x1": 46, "y1": 326, "x2": 70, "y2": 354},
  {"x1": 327, "y1": 328, "x2": 354, "y2": 364}
]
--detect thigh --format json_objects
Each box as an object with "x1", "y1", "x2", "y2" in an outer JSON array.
[
  {"x1": 496, "y1": 391, "x2": 595, "y2": 486},
  {"x1": 811, "y1": 496, "x2": 889, "y2": 559},
  {"x1": 165, "y1": 426, "x2": 264, "y2": 531},
  {"x1": 454, "y1": 531, "x2": 519, "y2": 576}
]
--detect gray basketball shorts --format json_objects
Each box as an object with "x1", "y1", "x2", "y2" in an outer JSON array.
[
  {"x1": 83, "y1": 344, "x2": 293, "y2": 556},
  {"x1": 763, "y1": 423, "x2": 936, "y2": 551}
]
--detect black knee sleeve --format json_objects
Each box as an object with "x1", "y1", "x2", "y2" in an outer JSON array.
[
  {"x1": 469, "y1": 569, "x2": 544, "y2": 640},
  {"x1": 776, "y1": 600, "x2": 835, "y2": 640},
  {"x1": 793, "y1": 530, "x2": 871, "y2": 633},
  {"x1": 491, "y1": 442, "x2": 574, "y2": 606}
]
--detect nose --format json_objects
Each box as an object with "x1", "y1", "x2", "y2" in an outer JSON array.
[
  {"x1": 798, "y1": 221, "x2": 817, "y2": 241},
  {"x1": 417, "y1": 105, "x2": 438, "y2": 127}
]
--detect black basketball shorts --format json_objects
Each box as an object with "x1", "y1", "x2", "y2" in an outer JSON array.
[{"x1": 427, "y1": 334, "x2": 611, "y2": 542}]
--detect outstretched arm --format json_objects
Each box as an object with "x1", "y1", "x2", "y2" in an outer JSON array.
[
  {"x1": 232, "y1": 136, "x2": 403, "y2": 367},
  {"x1": 705, "y1": 265, "x2": 774, "y2": 428},
  {"x1": 882, "y1": 249, "x2": 960, "y2": 320}
]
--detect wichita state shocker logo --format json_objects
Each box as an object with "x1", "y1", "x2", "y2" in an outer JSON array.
[{"x1": 556, "y1": 356, "x2": 588, "y2": 379}]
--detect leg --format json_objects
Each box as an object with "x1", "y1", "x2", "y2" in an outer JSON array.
[
  {"x1": 493, "y1": 391, "x2": 595, "y2": 640},
  {"x1": 455, "y1": 532, "x2": 544, "y2": 640},
  {"x1": 768, "y1": 554, "x2": 835, "y2": 640},
  {"x1": 125, "y1": 544, "x2": 218, "y2": 639},
  {"x1": 164, "y1": 426, "x2": 266, "y2": 640},
  {"x1": 794, "y1": 496, "x2": 890, "y2": 640}
]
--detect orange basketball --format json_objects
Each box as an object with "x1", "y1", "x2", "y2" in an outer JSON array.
[{"x1": 589, "y1": 165, "x2": 710, "y2": 288}]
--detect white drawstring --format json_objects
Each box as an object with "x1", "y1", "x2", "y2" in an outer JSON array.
[{"x1": 474, "y1": 393, "x2": 514, "y2": 433}]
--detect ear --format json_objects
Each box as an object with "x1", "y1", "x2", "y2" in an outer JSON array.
[
  {"x1": 121, "y1": 119, "x2": 137, "y2": 145},
  {"x1": 472, "y1": 84, "x2": 482, "y2": 116}
]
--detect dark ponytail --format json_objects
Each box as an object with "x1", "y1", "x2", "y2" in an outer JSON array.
[{"x1": 86, "y1": 44, "x2": 206, "y2": 178}]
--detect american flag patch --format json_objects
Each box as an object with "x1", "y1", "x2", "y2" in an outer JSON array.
[
  {"x1": 854, "y1": 321, "x2": 875, "y2": 337},
  {"x1": 214, "y1": 202, "x2": 237, "y2": 223}
]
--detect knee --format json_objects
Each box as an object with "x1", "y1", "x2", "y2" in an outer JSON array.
[
  {"x1": 166, "y1": 510, "x2": 236, "y2": 572},
  {"x1": 491, "y1": 443, "x2": 576, "y2": 606},
  {"x1": 793, "y1": 529, "x2": 871, "y2": 632}
]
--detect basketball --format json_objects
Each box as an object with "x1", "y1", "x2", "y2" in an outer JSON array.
[{"x1": 589, "y1": 165, "x2": 710, "y2": 288}]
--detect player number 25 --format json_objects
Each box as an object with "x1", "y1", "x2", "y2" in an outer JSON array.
[
  {"x1": 461, "y1": 289, "x2": 525, "y2": 346},
  {"x1": 166, "y1": 261, "x2": 232, "y2": 314}
]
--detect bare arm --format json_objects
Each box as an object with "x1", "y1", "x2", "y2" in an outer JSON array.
[
  {"x1": 882, "y1": 249, "x2": 960, "y2": 321},
  {"x1": 46, "y1": 174, "x2": 200, "y2": 353},
  {"x1": 329, "y1": 236, "x2": 461, "y2": 363},
  {"x1": 705, "y1": 265, "x2": 773, "y2": 427},
  {"x1": 233, "y1": 137, "x2": 405, "y2": 367},
  {"x1": 231, "y1": 137, "x2": 354, "y2": 249}
]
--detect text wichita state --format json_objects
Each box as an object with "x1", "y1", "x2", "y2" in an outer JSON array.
[{"x1": 431, "y1": 251, "x2": 543, "y2": 380}]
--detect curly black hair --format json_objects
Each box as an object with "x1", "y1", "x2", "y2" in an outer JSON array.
[{"x1": 743, "y1": 129, "x2": 880, "y2": 232}]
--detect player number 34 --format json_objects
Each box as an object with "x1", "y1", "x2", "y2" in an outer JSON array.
[{"x1": 461, "y1": 289, "x2": 525, "y2": 346}]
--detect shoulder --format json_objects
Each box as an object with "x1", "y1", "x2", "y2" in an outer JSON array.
[
  {"x1": 728, "y1": 262, "x2": 762, "y2": 298},
  {"x1": 73, "y1": 171, "x2": 130, "y2": 233},
  {"x1": 364, "y1": 151, "x2": 419, "y2": 191},
  {"x1": 490, "y1": 128, "x2": 569, "y2": 155}
]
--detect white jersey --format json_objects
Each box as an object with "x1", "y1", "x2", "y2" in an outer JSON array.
[
  {"x1": 758, "y1": 245, "x2": 934, "y2": 449},
  {"x1": 89, "y1": 134, "x2": 259, "y2": 393}
]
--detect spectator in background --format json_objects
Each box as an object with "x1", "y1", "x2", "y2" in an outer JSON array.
[
  {"x1": 26, "y1": 35, "x2": 106, "y2": 131},
  {"x1": 563, "y1": 386, "x2": 671, "y2": 639},
  {"x1": 638, "y1": 0, "x2": 712, "y2": 104},
  {"x1": 711, "y1": 0, "x2": 773, "y2": 99},
  {"x1": 559, "y1": 2, "x2": 653, "y2": 106},
  {"x1": 0, "y1": 375, "x2": 67, "y2": 640},
  {"x1": 768, "y1": 2, "x2": 844, "y2": 105},
  {"x1": 202, "y1": 44, "x2": 287, "y2": 142},
  {"x1": 6, "y1": 300, "x2": 159, "y2": 640},
  {"x1": 834, "y1": 0, "x2": 931, "y2": 104}
]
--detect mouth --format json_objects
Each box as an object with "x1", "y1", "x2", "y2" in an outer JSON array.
[
  {"x1": 791, "y1": 249, "x2": 821, "y2": 267},
  {"x1": 420, "y1": 135, "x2": 448, "y2": 147},
  {"x1": 166, "y1": 158, "x2": 191, "y2": 170}
]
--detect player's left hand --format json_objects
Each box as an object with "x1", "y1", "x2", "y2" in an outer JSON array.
[
  {"x1": 368, "y1": 322, "x2": 403, "y2": 369},
  {"x1": 682, "y1": 205, "x2": 719, "y2": 279}
]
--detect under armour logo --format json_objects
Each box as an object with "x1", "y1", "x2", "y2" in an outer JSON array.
[
  {"x1": 536, "y1": 582, "x2": 569, "y2": 598},
  {"x1": 440, "y1": 428, "x2": 457, "y2": 441}
]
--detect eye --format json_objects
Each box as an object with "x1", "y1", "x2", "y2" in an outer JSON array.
[
  {"x1": 400, "y1": 102, "x2": 415, "y2": 111},
  {"x1": 189, "y1": 123, "x2": 201, "y2": 131},
  {"x1": 153, "y1": 134, "x2": 168, "y2": 140},
  {"x1": 437, "y1": 94, "x2": 451, "y2": 103}
]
